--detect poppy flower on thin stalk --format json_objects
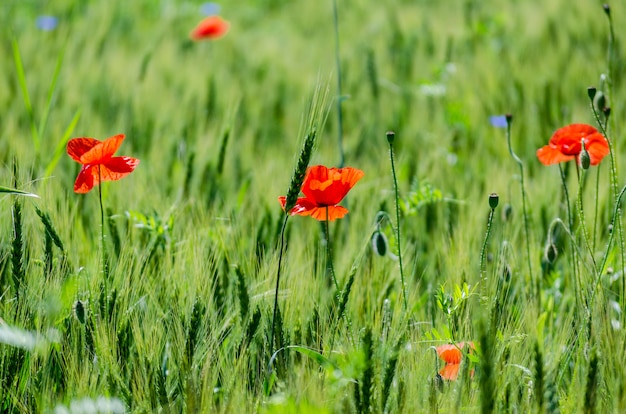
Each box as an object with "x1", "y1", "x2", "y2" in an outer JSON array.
[
  {"x1": 278, "y1": 165, "x2": 364, "y2": 221},
  {"x1": 67, "y1": 134, "x2": 139, "y2": 194},
  {"x1": 190, "y1": 15, "x2": 230, "y2": 40},
  {"x1": 436, "y1": 342, "x2": 475, "y2": 381},
  {"x1": 536, "y1": 123, "x2": 609, "y2": 166}
]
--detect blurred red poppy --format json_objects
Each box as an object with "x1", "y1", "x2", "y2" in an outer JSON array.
[
  {"x1": 537, "y1": 123, "x2": 609, "y2": 166},
  {"x1": 67, "y1": 134, "x2": 139, "y2": 194},
  {"x1": 436, "y1": 342, "x2": 474, "y2": 381},
  {"x1": 278, "y1": 165, "x2": 364, "y2": 221},
  {"x1": 190, "y1": 16, "x2": 229, "y2": 40}
]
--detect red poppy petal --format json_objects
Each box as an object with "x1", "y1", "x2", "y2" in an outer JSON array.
[
  {"x1": 73, "y1": 165, "x2": 97, "y2": 193},
  {"x1": 439, "y1": 364, "x2": 461, "y2": 381},
  {"x1": 340, "y1": 167, "x2": 365, "y2": 188},
  {"x1": 550, "y1": 124, "x2": 598, "y2": 145},
  {"x1": 190, "y1": 16, "x2": 230, "y2": 40},
  {"x1": 436, "y1": 344, "x2": 463, "y2": 364},
  {"x1": 67, "y1": 138, "x2": 101, "y2": 162},
  {"x1": 80, "y1": 134, "x2": 125, "y2": 164},
  {"x1": 585, "y1": 135, "x2": 610, "y2": 165},
  {"x1": 99, "y1": 157, "x2": 140, "y2": 182},
  {"x1": 278, "y1": 196, "x2": 287, "y2": 208},
  {"x1": 300, "y1": 206, "x2": 349, "y2": 221},
  {"x1": 537, "y1": 145, "x2": 575, "y2": 165},
  {"x1": 301, "y1": 166, "x2": 363, "y2": 206}
]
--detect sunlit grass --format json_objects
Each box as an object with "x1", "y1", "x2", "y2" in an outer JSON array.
[{"x1": 2, "y1": 0, "x2": 626, "y2": 412}]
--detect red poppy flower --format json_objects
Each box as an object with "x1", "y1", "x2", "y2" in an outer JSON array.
[
  {"x1": 436, "y1": 342, "x2": 474, "y2": 381},
  {"x1": 278, "y1": 165, "x2": 364, "y2": 221},
  {"x1": 537, "y1": 123, "x2": 609, "y2": 166},
  {"x1": 190, "y1": 16, "x2": 229, "y2": 41},
  {"x1": 67, "y1": 134, "x2": 139, "y2": 194}
]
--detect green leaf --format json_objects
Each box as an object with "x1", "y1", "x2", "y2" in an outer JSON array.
[{"x1": 0, "y1": 186, "x2": 39, "y2": 198}]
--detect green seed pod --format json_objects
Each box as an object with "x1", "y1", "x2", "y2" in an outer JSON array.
[{"x1": 386, "y1": 131, "x2": 395, "y2": 145}]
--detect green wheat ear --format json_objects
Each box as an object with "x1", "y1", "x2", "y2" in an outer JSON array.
[
  {"x1": 235, "y1": 265, "x2": 250, "y2": 321},
  {"x1": 284, "y1": 82, "x2": 329, "y2": 211},
  {"x1": 11, "y1": 162, "x2": 24, "y2": 298}
]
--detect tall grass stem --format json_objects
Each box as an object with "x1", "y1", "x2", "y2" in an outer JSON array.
[{"x1": 332, "y1": 0, "x2": 345, "y2": 167}]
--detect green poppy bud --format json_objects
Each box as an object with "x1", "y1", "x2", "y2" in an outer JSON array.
[
  {"x1": 371, "y1": 230, "x2": 389, "y2": 257},
  {"x1": 73, "y1": 300, "x2": 87, "y2": 324},
  {"x1": 580, "y1": 140, "x2": 591, "y2": 170},
  {"x1": 386, "y1": 131, "x2": 395, "y2": 145},
  {"x1": 587, "y1": 86, "x2": 597, "y2": 101},
  {"x1": 488, "y1": 193, "x2": 499, "y2": 210}
]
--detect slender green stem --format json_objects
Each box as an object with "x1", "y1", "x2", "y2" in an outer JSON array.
[
  {"x1": 479, "y1": 207, "x2": 495, "y2": 299},
  {"x1": 98, "y1": 166, "x2": 109, "y2": 280},
  {"x1": 387, "y1": 135, "x2": 408, "y2": 311},
  {"x1": 594, "y1": 183, "x2": 626, "y2": 307},
  {"x1": 558, "y1": 164, "x2": 579, "y2": 306},
  {"x1": 270, "y1": 214, "x2": 289, "y2": 357},
  {"x1": 505, "y1": 117, "x2": 535, "y2": 308},
  {"x1": 575, "y1": 169, "x2": 597, "y2": 276},
  {"x1": 332, "y1": 0, "x2": 345, "y2": 168},
  {"x1": 593, "y1": 164, "x2": 601, "y2": 251},
  {"x1": 590, "y1": 99, "x2": 625, "y2": 309},
  {"x1": 324, "y1": 206, "x2": 339, "y2": 291}
]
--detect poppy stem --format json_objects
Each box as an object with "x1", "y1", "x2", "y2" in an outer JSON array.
[
  {"x1": 590, "y1": 99, "x2": 625, "y2": 305},
  {"x1": 387, "y1": 132, "x2": 408, "y2": 312},
  {"x1": 479, "y1": 202, "x2": 496, "y2": 298},
  {"x1": 97, "y1": 166, "x2": 109, "y2": 280},
  {"x1": 504, "y1": 118, "x2": 536, "y2": 310},
  {"x1": 575, "y1": 169, "x2": 598, "y2": 274},
  {"x1": 324, "y1": 207, "x2": 339, "y2": 291},
  {"x1": 558, "y1": 164, "x2": 580, "y2": 307},
  {"x1": 592, "y1": 164, "x2": 601, "y2": 252}
]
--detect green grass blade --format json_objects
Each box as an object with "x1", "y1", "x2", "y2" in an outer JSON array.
[
  {"x1": 44, "y1": 110, "x2": 81, "y2": 178},
  {"x1": 11, "y1": 37, "x2": 39, "y2": 153},
  {"x1": 37, "y1": 45, "x2": 66, "y2": 140}
]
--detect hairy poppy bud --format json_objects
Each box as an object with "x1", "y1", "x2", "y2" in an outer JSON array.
[
  {"x1": 544, "y1": 243, "x2": 558, "y2": 264},
  {"x1": 371, "y1": 230, "x2": 389, "y2": 256},
  {"x1": 587, "y1": 86, "x2": 597, "y2": 101},
  {"x1": 580, "y1": 140, "x2": 591, "y2": 170},
  {"x1": 596, "y1": 92, "x2": 606, "y2": 111},
  {"x1": 505, "y1": 114, "x2": 513, "y2": 125},
  {"x1": 73, "y1": 300, "x2": 87, "y2": 324},
  {"x1": 603, "y1": 106, "x2": 611, "y2": 120},
  {"x1": 488, "y1": 193, "x2": 499, "y2": 210},
  {"x1": 386, "y1": 131, "x2": 395, "y2": 145},
  {"x1": 503, "y1": 204, "x2": 513, "y2": 222}
]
